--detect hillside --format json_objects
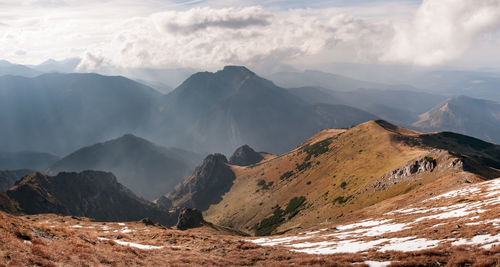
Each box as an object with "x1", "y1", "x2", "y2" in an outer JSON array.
[
  {"x1": 154, "y1": 66, "x2": 378, "y2": 154},
  {"x1": 0, "y1": 170, "x2": 33, "y2": 192},
  {"x1": 0, "y1": 171, "x2": 176, "y2": 225},
  {"x1": 0, "y1": 73, "x2": 161, "y2": 155},
  {"x1": 250, "y1": 175, "x2": 500, "y2": 265},
  {"x1": 196, "y1": 120, "x2": 500, "y2": 235},
  {"x1": 48, "y1": 134, "x2": 202, "y2": 200},
  {"x1": 0, "y1": 60, "x2": 42, "y2": 77},
  {"x1": 0, "y1": 164, "x2": 499, "y2": 266},
  {"x1": 0, "y1": 151, "x2": 59, "y2": 170},
  {"x1": 413, "y1": 95, "x2": 500, "y2": 144}
]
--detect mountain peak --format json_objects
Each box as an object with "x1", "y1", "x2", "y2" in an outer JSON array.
[
  {"x1": 221, "y1": 65, "x2": 255, "y2": 75},
  {"x1": 228, "y1": 144, "x2": 264, "y2": 166}
]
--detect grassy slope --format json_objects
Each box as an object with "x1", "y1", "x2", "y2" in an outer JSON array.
[{"x1": 205, "y1": 120, "x2": 500, "y2": 235}]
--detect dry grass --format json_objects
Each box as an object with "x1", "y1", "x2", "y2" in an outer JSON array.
[{"x1": 204, "y1": 120, "x2": 482, "y2": 235}]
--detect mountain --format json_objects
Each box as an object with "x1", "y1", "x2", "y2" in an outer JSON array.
[
  {"x1": 0, "y1": 60, "x2": 42, "y2": 77},
  {"x1": 0, "y1": 73, "x2": 161, "y2": 155},
  {"x1": 228, "y1": 145, "x2": 264, "y2": 166},
  {"x1": 30, "y1": 58, "x2": 81, "y2": 73},
  {"x1": 0, "y1": 151, "x2": 59, "y2": 170},
  {"x1": 47, "y1": 134, "x2": 202, "y2": 200},
  {"x1": 0, "y1": 171, "x2": 176, "y2": 225},
  {"x1": 0, "y1": 170, "x2": 33, "y2": 192},
  {"x1": 161, "y1": 154, "x2": 236, "y2": 211},
  {"x1": 267, "y1": 70, "x2": 386, "y2": 91},
  {"x1": 406, "y1": 70, "x2": 500, "y2": 102},
  {"x1": 154, "y1": 66, "x2": 378, "y2": 154},
  {"x1": 413, "y1": 95, "x2": 500, "y2": 144},
  {"x1": 167, "y1": 120, "x2": 500, "y2": 235},
  {"x1": 287, "y1": 87, "x2": 447, "y2": 125}
]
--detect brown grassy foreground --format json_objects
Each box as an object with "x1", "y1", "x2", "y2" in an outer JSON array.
[{"x1": 0, "y1": 209, "x2": 499, "y2": 266}]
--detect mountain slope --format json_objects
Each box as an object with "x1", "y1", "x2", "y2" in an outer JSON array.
[
  {"x1": 0, "y1": 73, "x2": 161, "y2": 155},
  {"x1": 155, "y1": 66, "x2": 378, "y2": 154},
  {"x1": 48, "y1": 134, "x2": 202, "y2": 200},
  {"x1": 267, "y1": 70, "x2": 385, "y2": 91},
  {"x1": 162, "y1": 154, "x2": 236, "y2": 211},
  {"x1": 413, "y1": 95, "x2": 500, "y2": 144},
  {"x1": 0, "y1": 60, "x2": 42, "y2": 77},
  {"x1": 0, "y1": 171, "x2": 176, "y2": 225},
  {"x1": 0, "y1": 151, "x2": 59, "y2": 170},
  {"x1": 288, "y1": 87, "x2": 446, "y2": 125},
  {"x1": 0, "y1": 170, "x2": 33, "y2": 192},
  {"x1": 195, "y1": 120, "x2": 500, "y2": 235}
]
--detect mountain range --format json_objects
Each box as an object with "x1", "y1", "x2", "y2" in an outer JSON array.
[
  {"x1": 48, "y1": 134, "x2": 202, "y2": 200},
  {"x1": 413, "y1": 95, "x2": 500, "y2": 144},
  {"x1": 152, "y1": 66, "x2": 378, "y2": 154},
  {"x1": 0, "y1": 73, "x2": 161, "y2": 155}
]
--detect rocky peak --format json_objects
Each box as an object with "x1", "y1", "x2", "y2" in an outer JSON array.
[
  {"x1": 2, "y1": 171, "x2": 177, "y2": 226},
  {"x1": 228, "y1": 145, "x2": 264, "y2": 166},
  {"x1": 164, "y1": 153, "x2": 236, "y2": 211},
  {"x1": 176, "y1": 208, "x2": 204, "y2": 230}
]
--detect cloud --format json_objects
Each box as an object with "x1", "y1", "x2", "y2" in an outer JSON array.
[
  {"x1": 156, "y1": 6, "x2": 272, "y2": 34},
  {"x1": 381, "y1": 0, "x2": 500, "y2": 65},
  {"x1": 2, "y1": 0, "x2": 499, "y2": 69},
  {"x1": 15, "y1": 50, "x2": 27, "y2": 56},
  {"x1": 78, "y1": 6, "x2": 390, "y2": 71}
]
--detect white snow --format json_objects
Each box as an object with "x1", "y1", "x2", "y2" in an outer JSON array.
[
  {"x1": 336, "y1": 219, "x2": 392, "y2": 231},
  {"x1": 415, "y1": 206, "x2": 485, "y2": 222},
  {"x1": 71, "y1": 225, "x2": 83, "y2": 228},
  {"x1": 290, "y1": 239, "x2": 389, "y2": 254},
  {"x1": 364, "y1": 261, "x2": 392, "y2": 267},
  {"x1": 114, "y1": 240, "x2": 163, "y2": 250},
  {"x1": 379, "y1": 237, "x2": 441, "y2": 252},
  {"x1": 427, "y1": 186, "x2": 480, "y2": 201},
  {"x1": 120, "y1": 227, "x2": 133, "y2": 233},
  {"x1": 452, "y1": 234, "x2": 500, "y2": 248}
]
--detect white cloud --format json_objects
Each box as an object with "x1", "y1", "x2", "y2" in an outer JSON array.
[
  {"x1": 77, "y1": 6, "x2": 391, "y2": 71},
  {"x1": 382, "y1": 0, "x2": 500, "y2": 65},
  {"x1": 1, "y1": 0, "x2": 500, "y2": 69}
]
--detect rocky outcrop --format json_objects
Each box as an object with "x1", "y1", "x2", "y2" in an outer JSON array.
[
  {"x1": 228, "y1": 145, "x2": 264, "y2": 166},
  {"x1": 1, "y1": 171, "x2": 177, "y2": 226},
  {"x1": 176, "y1": 208, "x2": 204, "y2": 230},
  {"x1": 372, "y1": 153, "x2": 439, "y2": 191},
  {"x1": 0, "y1": 170, "x2": 33, "y2": 191},
  {"x1": 162, "y1": 154, "x2": 236, "y2": 211}
]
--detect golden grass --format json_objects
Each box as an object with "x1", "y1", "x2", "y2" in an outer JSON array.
[{"x1": 204, "y1": 120, "x2": 479, "y2": 235}]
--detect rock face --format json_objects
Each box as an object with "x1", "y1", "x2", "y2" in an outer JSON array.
[
  {"x1": 176, "y1": 208, "x2": 204, "y2": 230},
  {"x1": 0, "y1": 170, "x2": 33, "y2": 191},
  {"x1": 163, "y1": 154, "x2": 236, "y2": 211},
  {"x1": 228, "y1": 145, "x2": 264, "y2": 166},
  {"x1": 372, "y1": 153, "x2": 441, "y2": 191},
  {"x1": 1, "y1": 171, "x2": 176, "y2": 226}
]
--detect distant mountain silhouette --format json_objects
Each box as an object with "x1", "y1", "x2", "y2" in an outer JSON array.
[
  {"x1": 154, "y1": 66, "x2": 378, "y2": 154},
  {"x1": 0, "y1": 151, "x2": 59, "y2": 170},
  {"x1": 0, "y1": 73, "x2": 161, "y2": 155},
  {"x1": 0, "y1": 169, "x2": 33, "y2": 192},
  {"x1": 0, "y1": 60, "x2": 42, "y2": 77},
  {"x1": 413, "y1": 95, "x2": 500, "y2": 144},
  {"x1": 48, "y1": 134, "x2": 202, "y2": 200}
]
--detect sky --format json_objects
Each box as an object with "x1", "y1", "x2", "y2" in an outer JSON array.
[{"x1": 1, "y1": 0, "x2": 499, "y2": 72}]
